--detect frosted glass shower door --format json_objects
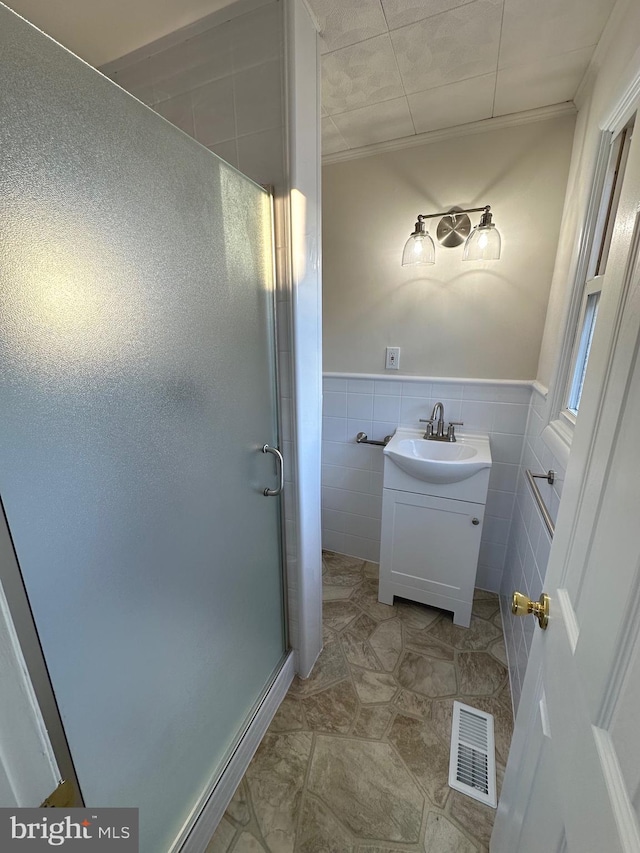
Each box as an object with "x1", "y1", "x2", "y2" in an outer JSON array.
[{"x1": 0, "y1": 7, "x2": 285, "y2": 852}]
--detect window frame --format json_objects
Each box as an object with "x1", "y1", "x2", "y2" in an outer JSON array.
[{"x1": 548, "y1": 120, "x2": 635, "y2": 446}]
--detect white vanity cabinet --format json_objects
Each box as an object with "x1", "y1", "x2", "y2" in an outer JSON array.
[{"x1": 378, "y1": 431, "x2": 491, "y2": 627}]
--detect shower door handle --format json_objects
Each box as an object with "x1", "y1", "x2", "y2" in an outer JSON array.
[{"x1": 262, "y1": 445, "x2": 284, "y2": 497}]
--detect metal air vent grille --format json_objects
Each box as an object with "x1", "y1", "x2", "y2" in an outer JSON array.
[{"x1": 448, "y1": 701, "x2": 497, "y2": 808}]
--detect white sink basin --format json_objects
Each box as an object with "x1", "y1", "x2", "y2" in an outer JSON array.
[{"x1": 384, "y1": 430, "x2": 492, "y2": 484}]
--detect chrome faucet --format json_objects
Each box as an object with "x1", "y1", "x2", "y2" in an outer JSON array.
[
  {"x1": 420, "y1": 401, "x2": 463, "y2": 442},
  {"x1": 431, "y1": 402, "x2": 445, "y2": 437}
]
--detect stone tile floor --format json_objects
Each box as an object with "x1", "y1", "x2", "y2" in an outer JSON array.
[{"x1": 207, "y1": 552, "x2": 513, "y2": 853}]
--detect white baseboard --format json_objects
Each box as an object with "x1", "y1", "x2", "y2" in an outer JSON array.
[
  {"x1": 175, "y1": 651, "x2": 295, "y2": 852},
  {"x1": 499, "y1": 594, "x2": 517, "y2": 721}
]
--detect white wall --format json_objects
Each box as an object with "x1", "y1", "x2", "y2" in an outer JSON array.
[
  {"x1": 322, "y1": 115, "x2": 575, "y2": 378},
  {"x1": 322, "y1": 375, "x2": 530, "y2": 592},
  {"x1": 500, "y1": 0, "x2": 640, "y2": 711},
  {"x1": 536, "y1": 0, "x2": 640, "y2": 389},
  {"x1": 286, "y1": 0, "x2": 323, "y2": 676},
  {"x1": 320, "y1": 113, "x2": 575, "y2": 597}
]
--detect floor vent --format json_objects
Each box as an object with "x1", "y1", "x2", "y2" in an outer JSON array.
[{"x1": 448, "y1": 700, "x2": 497, "y2": 808}]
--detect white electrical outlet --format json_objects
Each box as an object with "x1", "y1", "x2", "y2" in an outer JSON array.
[{"x1": 386, "y1": 347, "x2": 400, "y2": 370}]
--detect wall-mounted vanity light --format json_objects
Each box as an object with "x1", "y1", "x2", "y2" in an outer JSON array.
[{"x1": 401, "y1": 205, "x2": 501, "y2": 266}]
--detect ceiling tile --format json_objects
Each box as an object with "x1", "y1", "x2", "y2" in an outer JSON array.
[
  {"x1": 322, "y1": 116, "x2": 350, "y2": 154},
  {"x1": 307, "y1": 0, "x2": 388, "y2": 54},
  {"x1": 331, "y1": 97, "x2": 415, "y2": 148},
  {"x1": 407, "y1": 73, "x2": 495, "y2": 134},
  {"x1": 322, "y1": 33, "x2": 405, "y2": 115},
  {"x1": 381, "y1": 0, "x2": 476, "y2": 31},
  {"x1": 499, "y1": 0, "x2": 615, "y2": 68},
  {"x1": 494, "y1": 47, "x2": 592, "y2": 116},
  {"x1": 390, "y1": 0, "x2": 503, "y2": 94}
]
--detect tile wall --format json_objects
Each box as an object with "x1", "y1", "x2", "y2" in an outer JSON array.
[
  {"x1": 102, "y1": 0, "x2": 285, "y2": 188},
  {"x1": 499, "y1": 386, "x2": 567, "y2": 712},
  {"x1": 321, "y1": 375, "x2": 532, "y2": 593}
]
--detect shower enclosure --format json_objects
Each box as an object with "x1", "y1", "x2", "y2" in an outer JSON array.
[{"x1": 0, "y1": 5, "x2": 288, "y2": 850}]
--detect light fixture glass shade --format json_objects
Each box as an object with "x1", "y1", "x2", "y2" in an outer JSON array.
[
  {"x1": 402, "y1": 231, "x2": 435, "y2": 266},
  {"x1": 463, "y1": 222, "x2": 501, "y2": 261}
]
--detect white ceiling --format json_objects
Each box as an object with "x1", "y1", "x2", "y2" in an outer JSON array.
[
  {"x1": 6, "y1": 0, "x2": 616, "y2": 156},
  {"x1": 310, "y1": 0, "x2": 616, "y2": 156}
]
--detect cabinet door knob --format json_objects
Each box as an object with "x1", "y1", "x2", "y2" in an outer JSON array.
[{"x1": 472, "y1": 517, "x2": 480, "y2": 525}]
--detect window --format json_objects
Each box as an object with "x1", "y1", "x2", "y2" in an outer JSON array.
[
  {"x1": 562, "y1": 121, "x2": 634, "y2": 424},
  {"x1": 567, "y1": 287, "x2": 600, "y2": 415}
]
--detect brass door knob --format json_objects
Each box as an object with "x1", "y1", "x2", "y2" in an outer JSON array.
[{"x1": 512, "y1": 591, "x2": 550, "y2": 630}]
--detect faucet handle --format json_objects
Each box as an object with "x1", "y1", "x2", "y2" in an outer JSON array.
[
  {"x1": 446, "y1": 421, "x2": 464, "y2": 442},
  {"x1": 419, "y1": 418, "x2": 435, "y2": 437}
]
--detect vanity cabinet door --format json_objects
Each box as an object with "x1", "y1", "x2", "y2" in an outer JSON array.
[{"x1": 378, "y1": 488, "x2": 484, "y2": 626}]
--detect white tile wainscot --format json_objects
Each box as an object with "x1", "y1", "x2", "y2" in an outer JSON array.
[
  {"x1": 499, "y1": 383, "x2": 567, "y2": 714},
  {"x1": 321, "y1": 374, "x2": 532, "y2": 592}
]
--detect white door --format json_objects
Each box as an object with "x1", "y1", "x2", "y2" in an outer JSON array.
[
  {"x1": 492, "y1": 119, "x2": 640, "y2": 849},
  {"x1": 0, "y1": 574, "x2": 60, "y2": 807}
]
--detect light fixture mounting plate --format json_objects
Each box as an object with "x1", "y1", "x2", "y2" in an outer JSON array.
[{"x1": 436, "y1": 207, "x2": 471, "y2": 248}]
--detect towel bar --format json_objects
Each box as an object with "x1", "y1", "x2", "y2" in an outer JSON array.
[
  {"x1": 526, "y1": 469, "x2": 556, "y2": 538},
  {"x1": 356, "y1": 432, "x2": 392, "y2": 447}
]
